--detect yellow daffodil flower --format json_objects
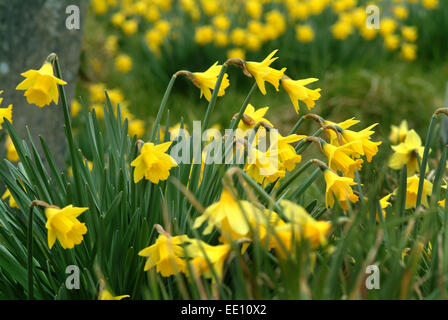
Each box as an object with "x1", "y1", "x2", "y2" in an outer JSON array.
[
  {"x1": 191, "y1": 62, "x2": 230, "y2": 101},
  {"x1": 131, "y1": 141, "x2": 178, "y2": 184},
  {"x1": 138, "y1": 233, "x2": 190, "y2": 276},
  {"x1": 281, "y1": 77, "x2": 321, "y2": 114},
  {"x1": 322, "y1": 141, "x2": 363, "y2": 178},
  {"x1": 16, "y1": 61, "x2": 67, "y2": 108},
  {"x1": 45, "y1": 205, "x2": 88, "y2": 249},
  {"x1": 403, "y1": 175, "x2": 433, "y2": 209},
  {"x1": 2, "y1": 188, "x2": 18, "y2": 209},
  {"x1": 185, "y1": 240, "x2": 231, "y2": 280},
  {"x1": 388, "y1": 129, "x2": 424, "y2": 176},
  {"x1": 245, "y1": 50, "x2": 286, "y2": 95},
  {"x1": 323, "y1": 169, "x2": 359, "y2": 210},
  {"x1": 390, "y1": 120, "x2": 409, "y2": 144}
]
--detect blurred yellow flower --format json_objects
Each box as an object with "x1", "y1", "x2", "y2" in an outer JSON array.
[
  {"x1": 129, "y1": 119, "x2": 145, "y2": 137},
  {"x1": 16, "y1": 61, "x2": 67, "y2": 108},
  {"x1": 230, "y1": 28, "x2": 246, "y2": 46},
  {"x1": 227, "y1": 48, "x2": 246, "y2": 60},
  {"x1": 331, "y1": 20, "x2": 353, "y2": 40},
  {"x1": 185, "y1": 240, "x2": 231, "y2": 280},
  {"x1": 45, "y1": 205, "x2": 88, "y2": 249},
  {"x1": 380, "y1": 18, "x2": 398, "y2": 36},
  {"x1": 245, "y1": 49, "x2": 286, "y2": 95},
  {"x1": 404, "y1": 175, "x2": 433, "y2": 209},
  {"x1": 195, "y1": 25, "x2": 214, "y2": 45},
  {"x1": 71, "y1": 99, "x2": 82, "y2": 117},
  {"x1": 295, "y1": 24, "x2": 315, "y2": 43},
  {"x1": 115, "y1": 54, "x2": 133, "y2": 73},
  {"x1": 401, "y1": 26, "x2": 418, "y2": 42},
  {"x1": 213, "y1": 15, "x2": 230, "y2": 30},
  {"x1": 122, "y1": 19, "x2": 138, "y2": 35},
  {"x1": 384, "y1": 34, "x2": 400, "y2": 51},
  {"x1": 389, "y1": 120, "x2": 409, "y2": 144},
  {"x1": 246, "y1": 0, "x2": 263, "y2": 19},
  {"x1": 401, "y1": 43, "x2": 417, "y2": 61},
  {"x1": 389, "y1": 129, "x2": 424, "y2": 176},
  {"x1": 393, "y1": 5, "x2": 409, "y2": 20},
  {"x1": 131, "y1": 141, "x2": 178, "y2": 183},
  {"x1": 422, "y1": 0, "x2": 439, "y2": 10},
  {"x1": 339, "y1": 124, "x2": 382, "y2": 162}
]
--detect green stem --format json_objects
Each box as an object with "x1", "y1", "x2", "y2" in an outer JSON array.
[
  {"x1": 287, "y1": 116, "x2": 305, "y2": 135},
  {"x1": 27, "y1": 205, "x2": 34, "y2": 300},
  {"x1": 150, "y1": 75, "x2": 177, "y2": 141},
  {"x1": 416, "y1": 115, "x2": 437, "y2": 207},
  {"x1": 203, "y1": 64, "x2": 228, "y2": 131},
  {"x1": 229, "y1": 82, "x2": 257, "y2": 131}
]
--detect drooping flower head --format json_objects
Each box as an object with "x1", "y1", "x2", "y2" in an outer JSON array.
[
  {"x1": 184, "y1": 240, "x2": 231, "y2": 281},
  {"x1": 45, "y1": 205, "x2": 88, "y2": 249},
  {"x1": 190, "y1": 62, "x2": 230, "y2": 101},
  {"x1": 281, "y1": 76, "x2": 321, "y2": 114},
  {"x1": 323, "y1": 168, "x2": 359, "y2": 210},
  {"x1": 131, "y1": 141, "x2": 178, "y2": 183},
  {"x1": 193, "y1": 187, "x2": 264, "y2": 243},
  {"x1": 337, "y1": 123, "x2": 382, "y2": 162},
  {"x1": 138, "y1": 230, "x2": 190, "y2": 277},
  {"x1": 245, "y1": 50, "x2": 286, "y2": 95},
  {"x1": 270, "y1": 132, "x2": 306, "y2": 171},
  {"x1": 16, "y1": 60, "x2": 67, "y2": 108},
  {"x1": 388, "y1": 129, "x2": 424, "y2": 176},
  {"x1": 322, "y1": 140, "x2": 363, "y2": 178},
  {"x1": 237, "y1": 104, "x2": 273, "y2": 133},
  {"x1": 402, "y1": 175, "x2": 433, "y2": 209},
  {"x1": 389, "y1": 120, "x2": 409, "y2": 144}
]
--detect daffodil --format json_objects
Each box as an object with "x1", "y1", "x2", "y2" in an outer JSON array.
[
  {"x1": 323, "y1": 169, "x2": 359, "y2": 210},
  {"x1": 245, "y1": 146, "x2": 286, "y2": 185},
  {"x1": 403, "y1": 175, "x2": 433, "y2": 209},
  {"x1": 138, "y1": 233, "x2": 190, "y2": 276},
  {"x1": 99, "y1": 290, "x2": 130, "y2": 300},
  {"x1": 377, "y1": 193, "x2": 392, "y2": 221},
  {"x1": 16, "y1": 61, "x2": 67, "y2": 107},
  {"x1": 271, "y1": 132, "x2": 306, "y2": 171},
  {"x1": 338, "y1": 124, "x2": 382, "y2": 162},
  {"x1": 0, "y1": 91, "x2": 13, "y2": 130},
  {"x1": 45, "y1": 205, "x2": 88, "y2": 249},
  {"x1": 2, "y1": 188, "x2": 18, "y2": 209},
  {"x1": 237, "y1": 104, "x2": 273, "y2": 133},
  {"x1": 191, "y1": 62, "x2": 230, "y2": 101},
  {"x1": 322, "y1": 141, "x2": 363, "y2": 178},
  {"x1": 245, "y1": 50, "x2": 286, "y2": 95},
  {"x1": 389, "y1": 120, "x2": 409, "y2": 144},
  {"x1": 131, "y1": 141, "x2": 178, "y2": 183},
  {"x1": 185, "y1": 240, "x2": 231, "y2": 280},
  {"x1": 268, "y1": 201, "x2": 331, "y2": 258},
  {"x1": 5, "y1": 136, "x2": 18, "y2": 162},
  {"x1": 115, "y1": 54, "x2": 133, "y2": 73},
  {"x1": 193, "y1": 188, "x2": 263, "y2": 243},
  {"x1": 388, "y1": 129, "x2": 424, "y2": 176},
  {"x1": 281, "y1": 77, "x2": 321, "y2": 114}
]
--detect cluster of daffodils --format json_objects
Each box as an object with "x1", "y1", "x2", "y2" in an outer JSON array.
[
  {"x1": 90, "y1": 0, "x2": 439, "y2": 73},
  {"x1": 2, "y1": 49, "x2": 447, "y2": 299}
]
